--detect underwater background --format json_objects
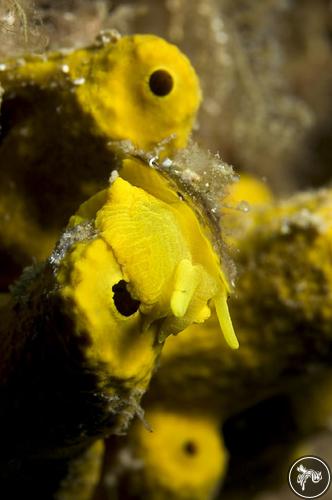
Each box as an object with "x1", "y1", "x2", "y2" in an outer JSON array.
[{"x1": 1, "y1": 1, "x2": 332, "y2": 499}]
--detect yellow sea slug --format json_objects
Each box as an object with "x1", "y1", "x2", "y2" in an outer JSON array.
[
  {"x1": 0, "y1": 33, "x2": 201, "y2": 288},
  {"x1": 64, "y1": 154, "x2": 238, "y2": 349}
]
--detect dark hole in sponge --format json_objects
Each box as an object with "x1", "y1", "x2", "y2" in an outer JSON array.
[
  {"x1": 0, "y1": 94, "x2": 33, "y2": 143},
  {"x1": 183, "y1": 440, "x2": 198, "y2": 456},
  {"x1": 149, "y1": 69, "x2": 173, "y2": 96},
  {"x1": 112, "y1": 280, "x2": 140, "y2": 317}
]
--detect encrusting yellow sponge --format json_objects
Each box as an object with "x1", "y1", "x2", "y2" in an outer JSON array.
[
  {"x1": 124, "y1": 409, "x2": 227, "y2": 500},
  {"x1": 225, "y1": 174, "x2": 274, "y2": 208},
  {"x1": 0, "y1": 33, "x2": 201, "y2": 155},
  {"x1": 0, "y1": 33, "x2": 202, "y2": 288},
  {"x1": 0, "y1": 151, "x2": 236, "y2": 496}
]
